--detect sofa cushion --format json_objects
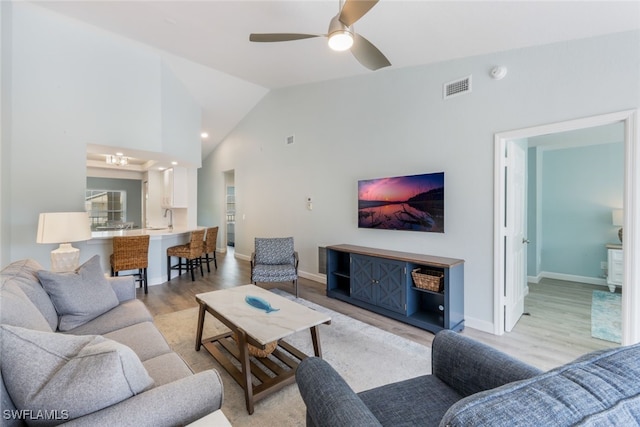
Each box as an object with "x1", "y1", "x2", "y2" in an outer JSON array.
[
  {"x1": 440, "y1": 343, "x2": 640, "y2": 427},
  {"x1": 1, "y1": 324, "x2": 154, "y2": 424},
  {"x1": 63, "y1": 299, "x2": 153, "y2": 336},
  {"x1": 104, "y1": 321, "x2": 172, "y2": 362},
  {"x1": 143, "y1": 352, "x2": 195, "y2": 387},
  {"x1": 252, "y1": 264, "x2": 297, "y2": 281},
  {"x1": 359, "y1": 374, "x2": 462, "y2": 427},
  {"x1": 0, "y1": 282, "x2": 52, "y2": 332},
  {"x1": 1, "y1": 258, "x2": 58, "y2": 330},
  {"x1": 37, "y1": 255, "x2": 119, "y2": 331}
]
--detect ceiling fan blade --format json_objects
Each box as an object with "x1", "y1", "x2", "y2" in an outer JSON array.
[
  {"x1": 339, "y1": 0, "x2": 379, "y2": 26},
  {"x1": 351, "y1": 33, "x2": 391, "y2": 70},
  {"x1": 249, "y1": 33, "x2": 320, "y2": 42}
]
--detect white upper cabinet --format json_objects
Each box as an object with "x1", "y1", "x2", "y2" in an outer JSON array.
[{"x1": 162, "y1": 167, "x2": 188, "y2": 208}]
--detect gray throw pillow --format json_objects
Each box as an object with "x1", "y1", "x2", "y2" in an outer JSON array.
[
  {"x1": 1, "y1": 324, "x2": 154, "y2": 425},
  {"x1": 38, "y1": 255, "x2": 119, "y2": 331}
]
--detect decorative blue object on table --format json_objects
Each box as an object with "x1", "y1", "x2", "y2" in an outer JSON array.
[{"x1": 245, "y1": 295, "x2": 280, "y2": 313}]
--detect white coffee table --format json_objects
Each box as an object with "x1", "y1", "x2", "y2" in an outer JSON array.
[
  {"x1": 195, "y1": 285, "x2": 331, "y2": 414},
  {"x1": 186, "y1": 410, "x2": 231, "y2": 427}
]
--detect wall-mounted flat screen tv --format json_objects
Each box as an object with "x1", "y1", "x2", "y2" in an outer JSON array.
[{"x1": 358, "y1": 172, "x2": 444, "y2": 232}]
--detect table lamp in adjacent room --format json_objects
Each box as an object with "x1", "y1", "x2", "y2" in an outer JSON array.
[
  {"x1": 36, "y1": 212, "x2": 92, "y2": 272},
  {"x1": 612, "y1": 209, "x2": 623, "y2": 244}
]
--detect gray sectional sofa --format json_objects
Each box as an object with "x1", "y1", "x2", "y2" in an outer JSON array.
[
  {"x1": 297, "y1": 329, "x2": 640, "y2": 426},
  {"x1": 1, "y1": 257, "x2": 223, "y2": 426}
]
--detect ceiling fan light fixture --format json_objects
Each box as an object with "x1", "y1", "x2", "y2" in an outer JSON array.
[
  {"x1": 328, "y1": 30, "x2": 353, "y2": 51},
  {"x1": 327, "y1": 14, "x2": 353, "y2": 52}
]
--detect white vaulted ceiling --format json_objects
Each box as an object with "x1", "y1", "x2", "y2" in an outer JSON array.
[{"x1": 31, "y1": 1, "x2": 640, "y2": 157}]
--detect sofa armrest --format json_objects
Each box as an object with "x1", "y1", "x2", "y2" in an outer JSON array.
[
  {"x1": 107, "y1": 276, "x2": 136, "y2": 302},
  {"x1": 61, "y1": 370, "x2": 223, "y2": 427},
  {"x1": 296, "y1": 357, "x2": 382, "y2": 427},
  {"x1": 432, "y1": 330, "x2": 542, "y2": 397}
]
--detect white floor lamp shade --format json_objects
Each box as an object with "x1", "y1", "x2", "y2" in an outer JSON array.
[{"x1": 37, "y1": 212, "x2": 92, "y2": 272}]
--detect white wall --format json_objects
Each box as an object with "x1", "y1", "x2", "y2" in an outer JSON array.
[
  {"x1": 199, "y1": 30, "x2": 640, "y2": 332},
  {"x1": 0, "y1": 1, "x2": 12, "y2": 267},
  {"x1": 4, "y1": 3, "x2": 201, "y2": 264},
  {"x1": 161, "y1": 62, "x2": 202, "y2": 166}
]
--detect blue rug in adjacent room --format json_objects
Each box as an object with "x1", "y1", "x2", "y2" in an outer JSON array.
[{"x1": 591, "y1": 290, "x2": 621, "y2": 343}]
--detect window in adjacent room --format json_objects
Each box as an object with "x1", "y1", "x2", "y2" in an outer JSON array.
[{"x1": 85, "y1": 190, "x2": 127, "y2": 230}]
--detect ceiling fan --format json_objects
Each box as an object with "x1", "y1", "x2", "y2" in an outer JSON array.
[{"x1": 249, "y1": 0, "x2": 391, "y2": 71}]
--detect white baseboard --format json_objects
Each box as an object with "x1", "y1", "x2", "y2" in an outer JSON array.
[
  {"x1": 148, "y1": 272, "x2": 181, "y2": 287},
  {"x1": 234, "y1": 252, "x2": 251, "y2": 262},
  {"x1": 464, "y1": 317, "x2": 495, "y2": 334},
  {"x1": 527, "y1": 273, "x2": 543, "y2": 284},
  {"x1": 299, "y1": 271, "x2": 326, "y2": 284},
  {"x1": 532, "y1": 271, "x2": 607, "y2": 287}
]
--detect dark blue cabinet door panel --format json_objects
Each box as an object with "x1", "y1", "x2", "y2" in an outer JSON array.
[
  {"x1": 377, "y1": 260, "x2": 406, "y2": 314},
  {"x1": 351, "y1": 255, "x2": 376, "y2": 304}
]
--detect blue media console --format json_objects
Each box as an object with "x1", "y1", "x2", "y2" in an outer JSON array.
[{"x1": 326, "y1": 244, "x2": 464, "y2": 334}]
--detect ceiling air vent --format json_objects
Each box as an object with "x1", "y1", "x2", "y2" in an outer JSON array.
[{"x1": 443, "y1": 75, "x2": 472, "y2": 100}]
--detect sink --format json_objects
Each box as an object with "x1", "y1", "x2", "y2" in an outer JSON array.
[{"x1": 145, "y1": 227, "x2": 167, "y2": 230}]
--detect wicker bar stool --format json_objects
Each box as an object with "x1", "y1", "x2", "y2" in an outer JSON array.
[
  {"x1": 110, "y1": 235, "x2": 150, "y2": 294},
  {"x1": 167, "y1": 229, "x2": 205, "y2": 282},
  {"x1": 201, "y1": 226, "x2": 219, "y2": 273}
]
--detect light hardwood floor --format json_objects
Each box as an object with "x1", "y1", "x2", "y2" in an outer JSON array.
[{"x1": 139, "y1": 248, "x2": 618, "y2": 372}]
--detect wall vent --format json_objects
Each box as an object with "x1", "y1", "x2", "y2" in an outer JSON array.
[
  {"x1": 318, "y1": 246, "x2": 327, "y2": 275},
  {"x1": 286, "y1": 135, "x2": 295, "y2": 145},
  {"x1": 443, "y1": 75, "x2": 472, "y2": 99}
]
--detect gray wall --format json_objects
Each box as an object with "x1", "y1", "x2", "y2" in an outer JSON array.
[
  {"x1": 86, "y1": 177, "x2": 143, "y2": 229},
  {"x1": 198, "y1": 30, "x2": 640, "y2": 332}
]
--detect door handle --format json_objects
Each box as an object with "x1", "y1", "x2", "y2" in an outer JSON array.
[{"x1": 522, "y1": 238, "x2": 530, "y2": 244}]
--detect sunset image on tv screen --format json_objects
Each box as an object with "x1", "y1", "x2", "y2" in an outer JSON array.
[{"x1": 358, "y1": 172, "x2": 444, "y2": 232}]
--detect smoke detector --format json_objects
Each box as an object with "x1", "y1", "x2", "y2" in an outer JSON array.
[{"x1": 490, "y1": 66, "x2": 508, "y2": 80}]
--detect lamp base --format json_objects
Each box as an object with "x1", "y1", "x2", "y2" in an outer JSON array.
[{"x1": 51, "y1": 243, "x2": 80, "y2": 272}]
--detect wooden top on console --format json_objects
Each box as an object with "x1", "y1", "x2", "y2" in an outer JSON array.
[{"x1": 326, "y1": 244, "x2": 464, "y2": 268}]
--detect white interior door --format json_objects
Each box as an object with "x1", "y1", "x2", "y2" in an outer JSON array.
[{"x1": 505, "y1": 140, "x2": 528, "y2": 332}]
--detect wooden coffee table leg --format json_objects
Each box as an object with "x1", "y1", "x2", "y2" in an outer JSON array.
[
  {"x1": 236, "y1": 329, "x2": 255, "y2": 414},
  {"x1": 195, "y1": 302, "x2": 206, "y2": 351},
  {"x1": 310, "y1": 325, "x2": 322, "y2": 358}
]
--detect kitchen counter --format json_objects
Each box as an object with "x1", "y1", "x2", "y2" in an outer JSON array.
[
  {"x1": 84, "y1": 227, "x2": 205, "y2": 287},
  {"x1": 90, "y1": 227, "x2": 201, "y2": 240}
]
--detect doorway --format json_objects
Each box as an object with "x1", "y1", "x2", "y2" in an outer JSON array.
[
  {"x1": 494, "y1": 110, "x2": 640, "y2": 344},
  {"x1": 224, "y1": 170, "x2": 235, "y2": 249}
]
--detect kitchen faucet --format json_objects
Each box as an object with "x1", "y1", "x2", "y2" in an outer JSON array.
[{"x1": 163, "y1": 208, "x2": 173, "y2": 230}]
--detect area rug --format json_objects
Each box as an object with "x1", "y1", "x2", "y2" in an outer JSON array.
[
  {"x1": 591, "y1": 290, "x2": 621, "y2": 343},
  {"x1": 154, "y1": 290, "x2": 432, "y2": 426}
]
